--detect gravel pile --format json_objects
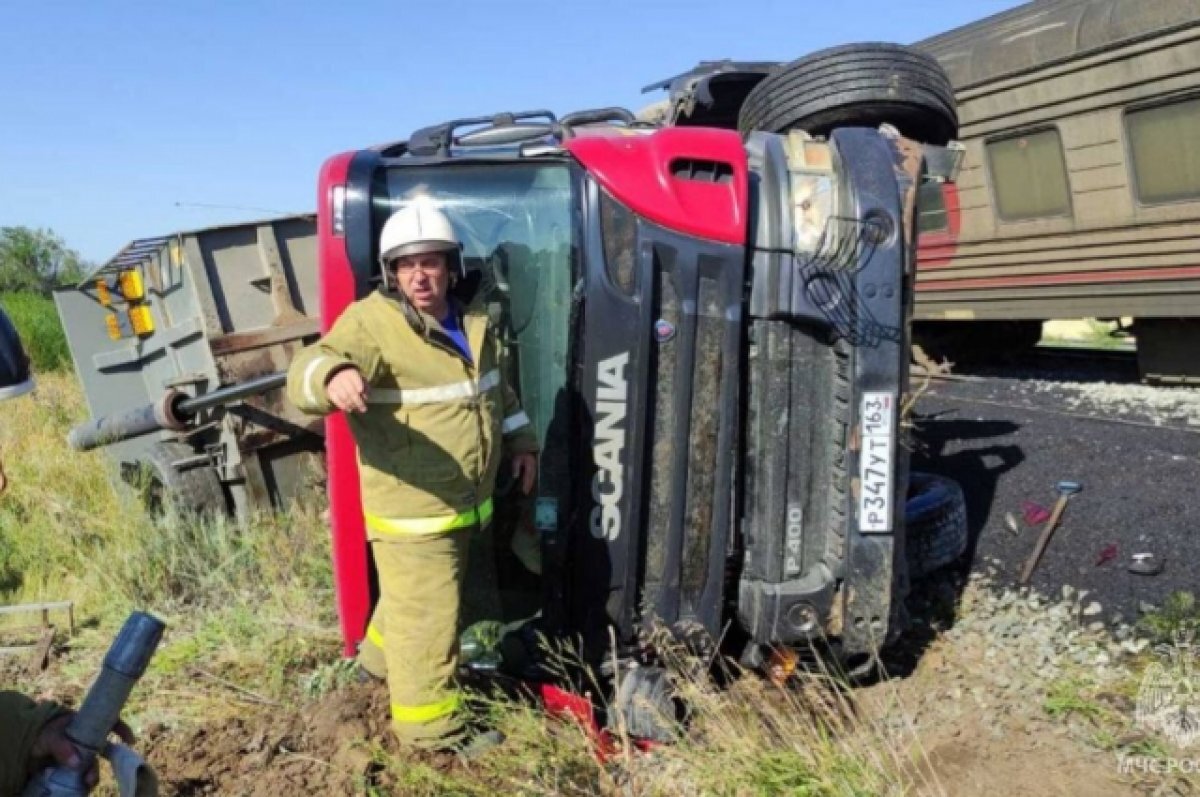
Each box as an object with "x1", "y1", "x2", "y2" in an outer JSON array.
[
  {"x1": 1027, "y1": 380, "x2": 1200, "y2": 427},
  {"x1": 889, "y1": 567, "x2": 1151, "y2": 735}
]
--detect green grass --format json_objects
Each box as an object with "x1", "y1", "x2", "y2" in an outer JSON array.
[
  {"x1": 1044, "y1": 677, "x2": 1106, "y2": 721},
  {"x1": 0, "y1": 371, "x2": 339, "y2": 717},
  {"x1": 1040, "y1": 318, "x2": 1134, "y2": 351},
  {"x1": 0, "y1": 291, "x2": 71, "y2": 372},
  {"x1": 1137, "y1": 591, "x2": 1200, "y2": 643}
]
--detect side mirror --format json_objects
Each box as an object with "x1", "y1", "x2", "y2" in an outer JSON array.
[{"x1": 0, "y1": 307, "x2": 34, "y2": 400}]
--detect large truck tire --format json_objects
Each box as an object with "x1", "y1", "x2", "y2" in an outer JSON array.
[
  {"x1": 904, "y1": 472, "x2": 968, "y2": 578},
  {"x1": 129, "y1": 440, "x2": 227, "y2": 517},
  {"x1": 738, "y1": 43, "x2": 958, "y2": 144}
]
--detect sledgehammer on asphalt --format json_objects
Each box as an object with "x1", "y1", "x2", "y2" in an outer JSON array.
[{"x1": 1020, "y1": 480, "x2": 1082, "y2": 585}]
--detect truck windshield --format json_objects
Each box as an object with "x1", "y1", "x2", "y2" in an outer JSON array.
[{"x1": 377, "y1": 163, "x2": 577, "y2": 498}]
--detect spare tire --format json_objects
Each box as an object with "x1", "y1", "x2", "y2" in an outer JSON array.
[
  {"x1": 738, "y1": 43, "x2": 958, "y2": 144},
  {"x1": 905, "y1": 471, "x2": 968, "y2": 578}
]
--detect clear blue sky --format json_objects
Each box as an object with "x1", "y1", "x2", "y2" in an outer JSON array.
[{"x1": 0, "y1": 0, "x2": 1022, "y2": 264}]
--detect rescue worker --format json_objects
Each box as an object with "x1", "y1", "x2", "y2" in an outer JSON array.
[
  {"x1": 0, "y1": 306, "x2": 134, "y2": 795},
  {"x1": 0, "y1": 305, "x2": 35, "y2": 494},
  {"x1": 286, "y1": 197, "x2": 539, "y2": 751}
]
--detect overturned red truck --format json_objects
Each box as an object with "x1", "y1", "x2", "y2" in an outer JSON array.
[
  {"x1": 62, "y1": 46, "x2": 968, "y2": 726},
  {"x1": 316, "y1": 108, "x2": 965, "y2": 686}
]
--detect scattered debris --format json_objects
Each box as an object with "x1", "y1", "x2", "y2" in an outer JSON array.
[
  {"x1": 1094, "y1": 543, "x2": 1118, "y2": 567},
  {"x1": 1128, "y1": 553, "x2": 1164, "y2": 576},
  {"x1": 1004, "y1": 512, "x2": 1020, "y2": 535},
  {"x1": 1022, "y1": 501, "x2": 1052, "y2": 526}
]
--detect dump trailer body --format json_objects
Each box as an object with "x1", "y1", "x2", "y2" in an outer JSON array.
[{"x1": 54, "y1": 215, "x2": 324, "y2": 515}]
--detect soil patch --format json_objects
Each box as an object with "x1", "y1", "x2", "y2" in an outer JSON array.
[{"x1": 141, "y1": 681, "x2": 422, "y2": 795}]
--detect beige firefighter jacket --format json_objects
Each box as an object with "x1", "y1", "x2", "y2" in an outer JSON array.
[{"x1": 287, "y1": 289, "x2": 539, "y2": 534}]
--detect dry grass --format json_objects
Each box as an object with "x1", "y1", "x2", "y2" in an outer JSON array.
[
  {"x1": 2, "y1": 373, "x2": 930, "y2": 796},
  {"x1": 0, "y1": 371, "x2": 339, "y2": 718}
]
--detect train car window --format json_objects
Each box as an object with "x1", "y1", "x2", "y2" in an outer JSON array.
[
  {"x1": 985, "y1": 129, "x2": 1071, "y2": 221},
  {"x1": 917, "y1": 181, "x2": 949, "y2": 233},
  {"x1": 1127, "y1": 97, "x2": 1200, "y2": 205}
]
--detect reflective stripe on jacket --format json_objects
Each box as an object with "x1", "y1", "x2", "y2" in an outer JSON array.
[{"x1": 286, "y1": 289, "x2": 538, "y2": 523}]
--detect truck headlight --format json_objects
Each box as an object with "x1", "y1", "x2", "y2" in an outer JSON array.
[{"x1": 785, "y1": 133, "x2": 836, "y2": 261}]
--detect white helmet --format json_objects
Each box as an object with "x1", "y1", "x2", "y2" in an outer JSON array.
[{"x1": 378, "y1": 198, "x2": 463, "y2": 289}]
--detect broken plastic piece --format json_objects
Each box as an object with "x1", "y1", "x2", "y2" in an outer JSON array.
[
  {"x1": 1004, "y1": 512, "x2": 1020, "y2": 535},
  {"x1": 1022, "y1": 501, "x2": 1052, "y2": 526},
  {"x1": 1095, "y1": 543, "x2": 1118, "y2": 567},
  {"x1": 1129, "y1": 553, "x2": 1163, "y2": 576},
  {"x1": 767, "y1": 647, "x2": 799, "y2": 686}
]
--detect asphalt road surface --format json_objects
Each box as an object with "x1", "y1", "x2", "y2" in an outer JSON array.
[{"x1": 911, "y1": 359, "x2": 1200, "y2": 621}]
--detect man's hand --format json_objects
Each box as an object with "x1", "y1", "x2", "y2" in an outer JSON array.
[
  {"x1": 326, "y1": 368, "x2": 368, "y2": 413},
  {"x1": 511, "y1": 453, "x2": 537, "y2": 495},
  {"x1": 31, "y1": 711, "x2": 135, "y2": 788}
]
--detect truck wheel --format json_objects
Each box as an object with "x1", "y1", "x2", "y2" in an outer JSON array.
[
  {"x1": 738, "y1": 43, "x2": 958, "y2": 144},
  {"x1": 610, "y1": 665, "x2": 682, "y2": 743},
  {"x1": 905, "y1": 472, "x2": 968, "y2": 578},
  {"x1": 129, "y1": 441, "x2": 227, "y2": 517}
]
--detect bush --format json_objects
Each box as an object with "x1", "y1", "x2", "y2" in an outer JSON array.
[{"x1": 0, "y1": 292, "x2": 71, "y2": 372}]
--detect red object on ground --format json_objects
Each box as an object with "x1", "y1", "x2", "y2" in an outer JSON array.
[
  {"x1": 1022, "y1": 501, "x2": 1052, "y2": 526},
  {"x1": 538, "y1": 684, "x2": 657, "y2": 762},
  {"x1": 1095, "y1": 543, "x2": 1118, "y2": 567}
]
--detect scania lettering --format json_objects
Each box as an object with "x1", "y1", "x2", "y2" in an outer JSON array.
[{"x1": 591, "y1": 352, "x2": 629, "y2": 542}]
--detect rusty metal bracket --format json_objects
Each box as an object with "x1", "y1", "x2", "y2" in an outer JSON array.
[{"x1": 0, "y1": 601, "x2": 74, "y2": 670}]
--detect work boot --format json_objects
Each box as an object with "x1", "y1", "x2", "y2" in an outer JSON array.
[
  {"x1": 452, "y1": 729, "x2": 505, "y2": 762},
  {"x1": 355, "y1": 664, "x2": 384, "y2": 684}
]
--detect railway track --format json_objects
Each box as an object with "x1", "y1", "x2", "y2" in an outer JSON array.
[
  {"x1": 911, "y1": 342, "x2": 1200, "y2": 435},
  {"x1": 914, "y1": 342, "x2": 1140, "y2": 386}
]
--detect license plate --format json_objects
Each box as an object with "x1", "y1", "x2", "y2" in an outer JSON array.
[{"x1": 858, "y1": 391, "x2": 895, "y2": 533}]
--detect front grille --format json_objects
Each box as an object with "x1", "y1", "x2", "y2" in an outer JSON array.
[
  {"x1": 643, "y1": 259, "x2": 679, "y2": 607},
  {"x1": 681, "y1": 269, "x2": 723, "y2": 601},
  {"x1": 640, "y1": 241, "x2": 741, "y2": 639}
]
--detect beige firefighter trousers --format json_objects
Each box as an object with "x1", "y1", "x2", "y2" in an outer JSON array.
[{"x1": 357, "y1": 523, "x2": 498, "y2": 747}]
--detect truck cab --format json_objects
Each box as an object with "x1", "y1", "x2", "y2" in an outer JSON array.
[{"x1": 318, "y1": 107, "x2": 925, "y2": 676}]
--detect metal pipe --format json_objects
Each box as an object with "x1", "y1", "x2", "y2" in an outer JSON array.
[
  {"x1": 176, "y1": 371, "x2": 286, "y2": 415},
  {"x1": 66, "y1": 391, "x2": 188, "y2": 452},
  {"x1": 66, "y1": 371, "x2": 286, "y2": 452}
]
